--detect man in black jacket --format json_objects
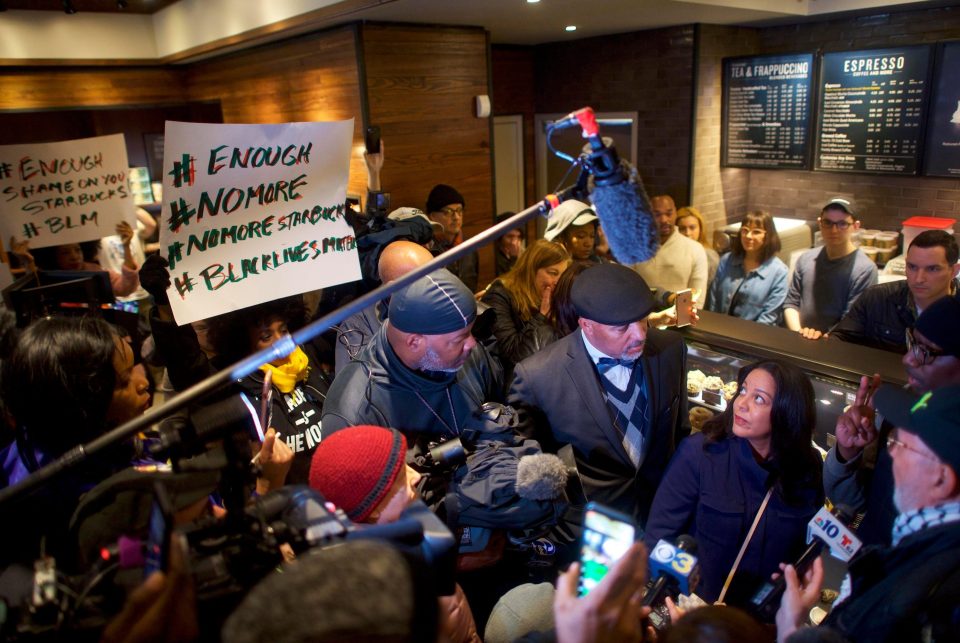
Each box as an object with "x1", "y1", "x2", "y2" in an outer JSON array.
[
  {"x1": 830, "y1": 230, "x2": 959, "y2": 353},
  {"x1": 321, "y1": 268, "x2": 502, "y2": 443},
  {"x1": 507, "y1": 264, "x2": 689, "y2": 532}
]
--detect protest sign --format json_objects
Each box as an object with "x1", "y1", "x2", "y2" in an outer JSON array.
[
  {"x1": 0, "y1": 134, "x2": 133, "y2": 249},
  {"x1": 161, "y1": 120, "x2": 359, "y2": 325}
]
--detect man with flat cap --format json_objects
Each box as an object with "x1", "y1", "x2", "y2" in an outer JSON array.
[
  {"x1": 508, "y1": 263, "x2": 689, "y2": 529},
  {"x1": 321, "y1": 268, "x2": 502, "y2": 444},
  {"x1": 778, "y1": 383, "x2": 960, "y2": 642}
]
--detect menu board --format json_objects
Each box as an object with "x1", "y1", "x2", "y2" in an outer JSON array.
[
  {"x1": 722, "y1": 53, "x2": 814, "y2": 169},
  {"x1": 816, "y1": 46, "x2": 932, "y2": 174},
  {"x1": 923, "y1": 42, "x2": 960, "y2": 177}
]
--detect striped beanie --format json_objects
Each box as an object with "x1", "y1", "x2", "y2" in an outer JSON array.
[{"x1": 308, "y1": 425, "x2": 407, "y2": 522}]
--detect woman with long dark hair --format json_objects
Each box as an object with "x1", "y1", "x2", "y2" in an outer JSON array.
[
  {"x1": 706, "y1": 210, "x2": 788, "y2": 325},
  {"x1": 480, "y1": 239, "x2": 570, "y2": 372},
  {"x1": 1, "y1": 316, "x2": 151, "y2": 561},
  {"x1": 643, "y1": 360, "x2": 823, "y2": 612}
]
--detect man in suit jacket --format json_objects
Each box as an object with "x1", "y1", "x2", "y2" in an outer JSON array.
[{"x1": 508, "y1": 263, "x2": 690, "y2": 534}]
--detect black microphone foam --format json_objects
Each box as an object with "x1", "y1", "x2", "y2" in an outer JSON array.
[{"x1": 588, "y1": 161, "x2": 659, "y2": 265}]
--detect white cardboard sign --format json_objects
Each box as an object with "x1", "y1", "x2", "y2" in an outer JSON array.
[
  {"x1": 0, "y1": 134, "x2": 133, "y2": 248},
  {"x1": 160, "y1": 120, "x2": 360, "y2": 325}
]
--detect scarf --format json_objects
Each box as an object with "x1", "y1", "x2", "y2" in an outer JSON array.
[
  {"x1": 259, "y1": 345, "x2": 309, "y2": 393},
  {"x1": 891, "y1": 500, "x2": 960, "y2": 547}
]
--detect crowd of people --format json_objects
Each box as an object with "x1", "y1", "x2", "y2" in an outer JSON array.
[{"x1": 0, "y1": 143, "x2": 958, "y2": 643}]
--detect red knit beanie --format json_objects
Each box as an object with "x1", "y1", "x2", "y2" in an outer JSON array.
[{"x1": 308, "y1": 425, "x2": 408, "y2": 522}]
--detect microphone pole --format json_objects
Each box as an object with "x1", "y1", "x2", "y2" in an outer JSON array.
[{"x1": 0, "y1": 187, "x2": 591, "y2": 508}]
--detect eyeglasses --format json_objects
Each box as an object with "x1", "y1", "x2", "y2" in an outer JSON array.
[
  {"x1": 740, "y1": 227, "x2": 766, "y2": 238},
  {"x1": 438, "y1": 206, "x2": 464, "y2": 217},
  {"x1": 905, "y1": 328, "x2": 944, "y2": 365},
  {"x1": 886, "y1": 435, "x2": 940, "y2": 462},
  {"x1": 819, "y1": 218, "x2": 854, "y2": 231}
]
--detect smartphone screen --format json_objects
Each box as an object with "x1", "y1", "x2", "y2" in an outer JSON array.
[
  {"x1": 577, "y1": 503, "x2": 636, "y2": 596},
  {"x1": 144, "y1": 482, "x2": 173, "y2": 578},
  {"x1": 675, "y1": 289, "x2": 692, "y2": 327}
]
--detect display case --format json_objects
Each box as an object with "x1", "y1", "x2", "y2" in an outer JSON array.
[{"x1": 680, "y1": 311, "x2": 907, "y2": 451}]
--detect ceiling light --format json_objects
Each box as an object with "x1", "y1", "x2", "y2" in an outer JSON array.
[
  {"x1": 527, "y1": 0, "x2": 541, "y2": 3},
  {"x1": 565, "y1": 25, "x2": 577, "y2": 32},
  {"x1": 62, "y1": 0, "x2": 77, "y2": 14}
]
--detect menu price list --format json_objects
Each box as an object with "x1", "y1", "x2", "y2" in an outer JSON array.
[
  {"x1": 816, "y1": 46, "x2": 932, "y2": 174},
  {"x1": 722, "y1": 53, "x2": 814, "y2": 169}
]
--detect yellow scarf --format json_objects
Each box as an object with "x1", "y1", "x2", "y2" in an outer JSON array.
[{"x1": 259, "y1": 346, "x2": 310, "y2": 393}]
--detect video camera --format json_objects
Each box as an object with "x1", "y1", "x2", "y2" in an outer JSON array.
[{"x1": 0, "y1": 394, "x2": 457, "y2": 642}]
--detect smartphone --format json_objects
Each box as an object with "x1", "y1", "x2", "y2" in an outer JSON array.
[
  {"x1": 365, "y1": 125, "x2": 381, "y2": 153},
  {"x1": 577, "y1": 502, "x2": 636, "y2": 596},
  {"x1": 675, "y1": 289, "x2": 692, "y2": 328},
  {"x1": 144, "y1": 481, "x2": 174, "y2": 578}
]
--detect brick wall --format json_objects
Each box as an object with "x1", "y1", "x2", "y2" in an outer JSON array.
[
  {"x1": 692, "y1": 6, "x2": 960, "y2": 234},
  {"x1": 690, "y1": 25, "x2": 759, "y2": 235}
]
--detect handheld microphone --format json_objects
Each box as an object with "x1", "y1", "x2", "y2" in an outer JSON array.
[
  {"x1": 748, "y1": 505, "x2": 860, "y2": 621},
  {"x1": 643, "y1": 535, "x2": 701, "y2": 607},
  {"x1": 550, "y1": 107, "x2": 659, "y2": 265}
]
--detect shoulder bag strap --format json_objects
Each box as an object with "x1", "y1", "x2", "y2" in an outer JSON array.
[{"x1": 716, "y1": 486, "x2": 773, "y2": 605}]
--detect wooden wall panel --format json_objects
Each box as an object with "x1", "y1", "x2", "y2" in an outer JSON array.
[
  {"x1": 185, "y1": 26, "x2": 367, "y2": 199},
  {"x1": 361, "y1": 23, "x2": 494, "y2": 287},
  {"x1": 491, "y1": 46, "x2": 537, "y2": 241},
  {"x1": 0, "y1": 67, "x2": 186, "y2": 111}
]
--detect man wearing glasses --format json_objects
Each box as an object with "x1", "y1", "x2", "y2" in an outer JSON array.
[
  {"x1": 778, "y1": 383, "x2": 960, "y2": 642},
  {"x1": 784, "y1": 198, "x2": 877, "y2": 339},
  {"x1": 425, "y1": 184, "x2": 479, "y2": 292},
  {"x1": 824, "y1": 296, "x2": 960, "y2": 546},
  {"x1": 831, "y1": 229, "x2": 959, "y2": 353}
]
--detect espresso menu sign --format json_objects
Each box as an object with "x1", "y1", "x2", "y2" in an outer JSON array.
[
  {"x1": 816, "y1": 46, "x2": 932, "y2": 174},
  {"x1": 722, "y1": 53, "x2": 814, "y2": 169},
  {"x1": 923, "y1": 42, "x2": 960, "y2": 177}
]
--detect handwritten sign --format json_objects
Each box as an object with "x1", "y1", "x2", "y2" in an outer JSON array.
[
  {"x1": 161, "y1": 120, "x2": 360, "y2": 325},
  {"x1": 0, "y1": 134, "x2": 133, "y2": 248}
]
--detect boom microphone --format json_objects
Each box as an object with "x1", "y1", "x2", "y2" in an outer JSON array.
[{"x1": 549, "y1": 107, "x2": 659, "y2": 265}]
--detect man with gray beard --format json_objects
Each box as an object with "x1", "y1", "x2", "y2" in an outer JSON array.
[{"x1": 321, "y1": 268, "x2": 503, "y2": 446}]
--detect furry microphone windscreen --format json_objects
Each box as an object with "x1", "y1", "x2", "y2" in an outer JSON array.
[
  {"x1": 589, "y1": 164, "x2": 660, "y2": 264},
  {"x1": 516, "y1": 453, "x2": 569, "y2": 500}
]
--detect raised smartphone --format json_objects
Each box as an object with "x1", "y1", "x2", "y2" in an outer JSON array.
[
  {"x1": 675, "y1": 289, "x2": 692, "y2": 327},
  {"x1": 577, "y1": 502, "x2": 636, "y2": 596}
]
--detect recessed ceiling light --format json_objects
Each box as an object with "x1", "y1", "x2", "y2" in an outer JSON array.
[
  {"x1": 565, "y1": 25, "x2": 577, "y2": 32},
  {"x1": 527, "y1": 0, "x2": 541, "y2": 4}
]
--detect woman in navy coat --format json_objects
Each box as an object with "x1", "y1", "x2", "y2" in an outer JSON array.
[{"x1": 643, "y1": 360, "x2": 823, "y2": 614}]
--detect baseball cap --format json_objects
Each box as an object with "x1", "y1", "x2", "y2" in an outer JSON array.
[
  {"x1": 544, "y1": 200, "x2": 599, "y2": 242},
  {"x1": 874, "y1": 384, "x2": 960, "y2": 474}
]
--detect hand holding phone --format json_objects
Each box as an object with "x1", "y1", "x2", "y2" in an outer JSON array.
[
  {"x1": 577, "y1": 502, "x2": 637, "y2": 596},
  {"x1": 674, "y1": 289, "x2": 693, "y2": 328},
  {"x1": 365, "y1": 126, "x2": 381, "y2": 153}
]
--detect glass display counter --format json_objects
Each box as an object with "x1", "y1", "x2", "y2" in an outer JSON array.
[{"x1": 679, "y1": 311, "x2": 906, "y2": 450}]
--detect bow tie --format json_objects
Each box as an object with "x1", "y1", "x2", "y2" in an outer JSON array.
[{"x1": 597, "y1": 357, "x2": 637, "y2": 374}]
